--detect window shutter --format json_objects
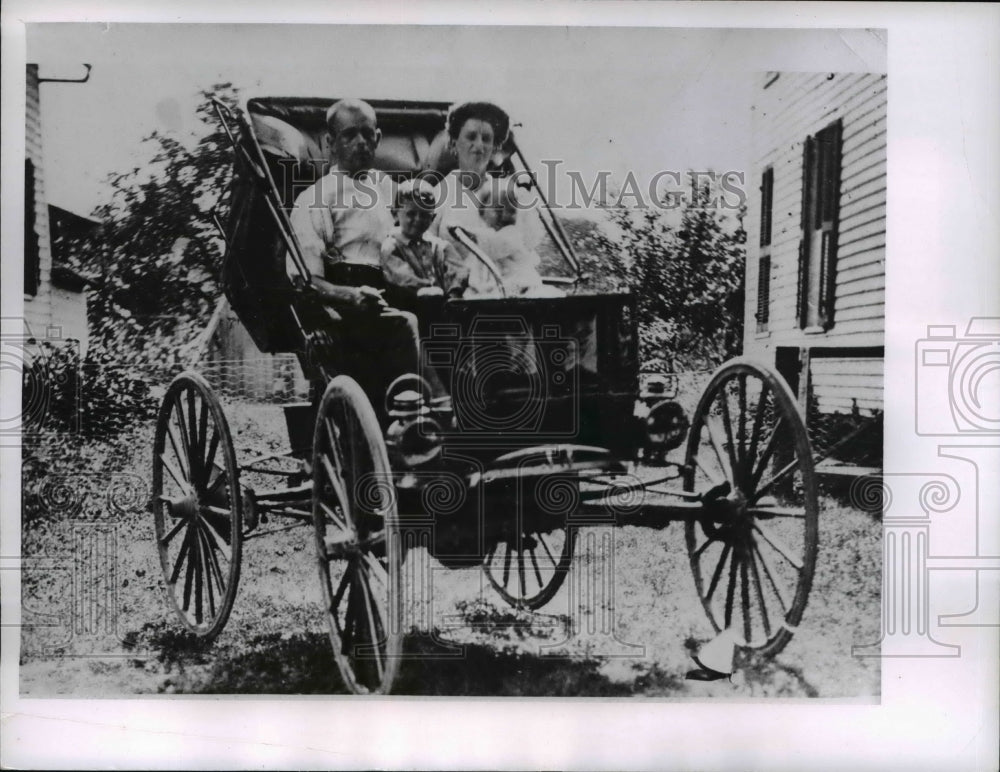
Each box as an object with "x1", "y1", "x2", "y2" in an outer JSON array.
[
  {"x1": 755, "y1": 254, "x2": 771, "y2": 331},
  {"x1": 759, "y1": 167, "x2": 773, "y2": 248},
  {"x1": 24, "y1": 159, "x2": 40, "y2": 296},
  {"x1": 796, "y1": 138, "x2": 814, "y2": 327},
  {"x1": 816, "y1": 120, "x2": 842, "y2": 330}
]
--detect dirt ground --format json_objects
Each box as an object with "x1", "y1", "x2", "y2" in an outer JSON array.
[{"x1": 19, "y1": 404, "x2": 881, "y2": 698}]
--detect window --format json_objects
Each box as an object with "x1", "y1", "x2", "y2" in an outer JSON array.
[
  {"x1": 24, "y1": 159, "x2": 40, "y2": 296},
  {"x1": 755, "y1": 167, "x2": 774, "y2": 332},
  {"x1": 797, "y1": 120, "x2": 842, "y2": 331}
]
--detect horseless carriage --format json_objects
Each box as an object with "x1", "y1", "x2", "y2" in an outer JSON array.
[{"x1": 150, "y1": 96, "x2": 819, "y2": 694}]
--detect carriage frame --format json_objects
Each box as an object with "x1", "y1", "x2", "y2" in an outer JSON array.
[{"x1": 150, "y1": 96, "x2": 820, "y2": 694}]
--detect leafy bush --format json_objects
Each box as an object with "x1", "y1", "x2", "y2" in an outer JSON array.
[
  {"x1": 558, "y1": 181, "x2": 746, "y2": 372},
  {"x1": 21, "y1": 338, "x2": 158, "y2": 441}
]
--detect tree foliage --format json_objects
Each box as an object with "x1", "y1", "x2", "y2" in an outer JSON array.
[
  {"x1": 566, "y1": 181, "x2": 746, "y2": 371},
  {"x1": 28, "y1": 84, "x2": 243, "y2": 446},
  {"x1": 66, "y1": 82, "x2": 240, "y2": 370}
]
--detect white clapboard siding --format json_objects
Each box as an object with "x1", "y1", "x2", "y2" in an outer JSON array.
[
  {"x1": 743, "y1": 71, "x2": 886, "y2": 414},
  {"x1": 810, "y1": 357, "x2": 884, "y2": 415},
  {"x1": 24, "y1": 64, "x2": 54, "y2": 337},
  {"x1": 23, "y1": 64, "x2": 89, "y2": 351}
]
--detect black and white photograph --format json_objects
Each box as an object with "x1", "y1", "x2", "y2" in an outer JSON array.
[{"x1": 2, "y1": 4, "x2": 997, "y2": 770}]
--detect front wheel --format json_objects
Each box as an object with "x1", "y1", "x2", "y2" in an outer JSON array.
[
  {"x1": 683, "y1": 359, "x2": 819, "y2": 658},
  {"x1": 312, "y1": 376, "x2": 403, "y2": 694}
]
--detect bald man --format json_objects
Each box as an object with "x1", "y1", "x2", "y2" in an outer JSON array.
[{"x1": 288, "y1": 98, "x2": 433, "y2": 405}]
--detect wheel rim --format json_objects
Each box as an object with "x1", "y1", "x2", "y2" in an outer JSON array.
[
  {"x1": 484, "y1": 525, "x2": 576, "y2": 610},
  {"x1": 483, "y1": 478, "x2": 577, "y2": 610},
  {"x1": 313, "y1": 376, "x2": 402, "y2": 694},
  {"x1": 683, "y1": 360, "x2": 818, "y2": 656},
  {"x1": 152, "y1": 372, "x2": 242, "y2": 639}
]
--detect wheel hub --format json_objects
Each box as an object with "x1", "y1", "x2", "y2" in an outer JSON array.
[
  {"x1": 166, "y1": 494, "x2": 199, "y2": 520},
  {"x1": 700, "y1": 482, "x2": 752, "y2": 540}
]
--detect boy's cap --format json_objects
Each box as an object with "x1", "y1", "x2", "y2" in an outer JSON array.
[{"x1": 394, "y1": 178, "x2": 438, "y2": 209}]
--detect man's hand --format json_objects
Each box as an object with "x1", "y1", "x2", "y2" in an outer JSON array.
[
  {"x1": 416, "y1": 286, "x2": 445, "y2": 298},
  {"x1": 351, "y1": 285, "x2": 388, "y2": 312}
]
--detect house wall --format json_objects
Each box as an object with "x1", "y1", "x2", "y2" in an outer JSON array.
[
  {"x1": 24, "y1": 64, "x2": 89, "y2": 353},
  {"x1": 743, "y1": 72, "x2": 886, "y2": 414},
  {"x1": 24, "y1": 64, "x2": 54, "y2": 338}
]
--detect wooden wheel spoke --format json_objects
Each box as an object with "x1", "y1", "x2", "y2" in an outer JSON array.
[
  {"x1": 339, "y1": 576, "x2": 358, "y2": 656},
  {"x1": 748, "y1": 544, "x2": 772, "y2": 637},
  {"x1": 517, "y1": 545, "x2": 526, "y2": 599},
  {"x1": 753, "y1": 458, "x2": 800, "y2": 503},
  {"x1": 169, "y1": 527, "x2": 193, "y2": 585},
  {"x1": 528, "y1": 546, "x2": 544, "y2": 588},
  {"x1": 172, "y1": 399, "x2": 194, "y2": 475},
  {"x1": 740, "y1": 549, "x2": 751, "y2": 644},
  {"x1": 716, "y1": 389, "x2": 740, "y2": 485},
  {"x1": 331, "y1": 566, "x2": 352, "y2": 611},
  {"x1": 186, "y1": 389, "x2": 200, "y2": 478},
  {"x1": 204, "y1": 465, "x2": 228, "y2": 496},
  {"x1": 502, "y1": 543, "x2": 512, "y2": 588},
  {"x1": 357, "y1": 567, "x2": 385, "y2": 682},
  {"x1": 705, "y1": 541, "x2": 731, "y2": 604},
  {"x1": 320, "y1": 455, "x2": 353, "y2": 527},
  {"x1": 159, "y1": 453, "x2": 189, "y2": 492},
  {"x1": 182, "y1": 533, "x2": 196, "y2": 613},
  {"x1": 753, "y1": 523, "x2": 803, "y2": 571},
  {"x1": 165, "y1": 422, "x2": 191, "y2": 482},
  {"x1": 200, "y1": 515, "x2": 233, "y2": 563},
  {"x1": 753, "y1": 540, "x2": 791, "y2": 614},
  {"x1": 196, "y1": 396, "x2": 209, "y2": 474},
  {"x1": 735, "y1": 374, "x2": 748, "y2": 480},
  {"x1": 724, "y1": 547, "x2": 739, "y2": 628},
  {"x1": 749, "y1": 416, "x2": 784, "y2": 491},
  {"x1": 160, "y1": 516, "x2": 187, "y2": 547},
  {"x1": 192, "y1": 522, "x2": 205, "y2": 624},
  {"x1": 705, "y1": 417, "x2": 734, "y2": 484},
  {"x1": 197, "y1": 519, "x2": 226, "y2": 590},
  {"x1": 695, "y1": 454, "x2": 727, "y2": 488},
  {"x1": 320, "y1": 500, "x2": 352, "y2": 535},
  {"x1": 748, "y1": 505, "x2": 806, "y2": 519},
  {"x1": 537, "y1": 533, "x2": 557, "y2": 566},
  {"x1": 692, "y1": 538, "x2": 713, "y2": 560},
  {"x1": 202, "y1": 430, "x2": 221, "y2": 490},
  {"x1": 746, "y1": 382, "x2": 770, "y2": 479}
]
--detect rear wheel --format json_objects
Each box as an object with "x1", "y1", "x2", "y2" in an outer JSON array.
[
  {"x1": 152, "y1": 372, "x2": 242, "y2": 640},
  {"x1": 313, "y1": 376, "x2": 403, "y2": 694},
  {"x1": 483, "y1": 477, "x2": 578, "y2": 610},
  {"x1": 683, "y1": 359, "x2": 818, "y2": 657}
]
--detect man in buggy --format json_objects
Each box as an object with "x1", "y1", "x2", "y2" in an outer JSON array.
[{"x1": 287, "y1": 98, "x2": 446, "y2": 411}]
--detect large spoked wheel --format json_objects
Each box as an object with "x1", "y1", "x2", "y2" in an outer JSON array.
[
  {"x1": 152, "y1": 372, "x2": 242, "y2": 640},
  {"x1": 313, "y1": 376, "x2": 403, "y2": 695},
  {"x1": 683, "y1": 358, "x2": 818, "y2": 657},
  {"x1": 483, "y1": 477, "x2": 578, "y2": 610}
]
